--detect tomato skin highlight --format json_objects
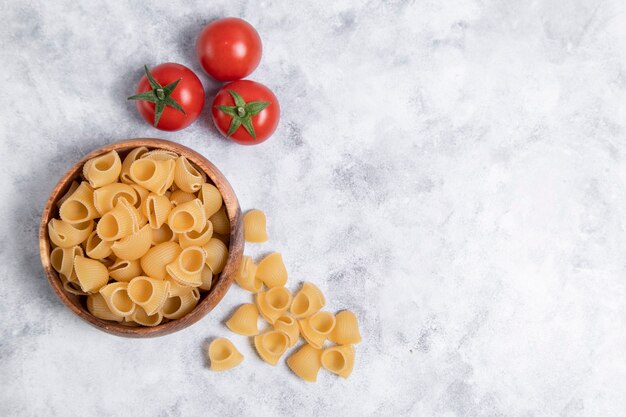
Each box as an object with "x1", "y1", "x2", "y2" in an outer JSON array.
[
  {"x1": 196, "y1": 18, "x2": 262, "y2": 82},
  {"x1": 134, "y1": 63, "x2": 205, "y2": 131},
  {"x1": 211, "y1": 80, "x2": 280, "y2": 145}
]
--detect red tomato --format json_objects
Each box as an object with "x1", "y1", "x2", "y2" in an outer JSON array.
[
  {"x1": 130, "y1": 63, "x2": 205, "y2": 131},
  {"x1": 196, "y1": 18, "x2": 262, "y2": 82},
  {"x1": 211, "y1": 80, "x2": 280, "y2": 145}
]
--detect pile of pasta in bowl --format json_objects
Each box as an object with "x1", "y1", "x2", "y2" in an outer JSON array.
[{"x1": 47, "y1": 147, "x2": 230, "y2": 327}]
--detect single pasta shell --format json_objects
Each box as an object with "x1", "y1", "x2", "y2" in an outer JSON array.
[
  {"x1": 203, "y1": 238, "x2": 228, "y2": 274},
  {"x1": 198, "y1": 183, "x2": 222, "y2": 218},
  {"x1": 82, "y1": 150, "x2": 122, "y2": 188},
  {"x1": 141, "y1": 149, "x2": 178, "y2": 161},
  {"x1": 93, "y1": 183, "x2": 137, "y2": 215},
  {"x1": 120, "y1": 146, "x2": 148, "y2": 184},
  {"x1": 108, "y1": 258, "x2": 142, "y2": 282},
  {"x1": 141, "y1": 242, "x2": 182, "y2": 280},
  {"x1": 132, "y1": 306, "x2": 163, "y2": 327},
  {"x1": 243, "y1": 209, "x2": 268, "y2": 243},
  {"x1": 168, "y1": 199, "x2": 206, "y2": 234},
  {"x1": 256, "y1": 287, "x2": 292, "y2": 324},
  {"x1": 329, "y1": 310, "x2": 362, "y2": 345},
  {"x1": 85, "y1": 230, "x2": 113, "y2": 259},
  {"x1": 254, "y1": 330, "x2": 290, "y2": 366},
  {"x1": 290, "y1": 282, "x2": 326, "y2": 319},
  {"x1": 99, "y1": 282, "x2": 135, "y2": 317},
  {"x1": 56, "y1": 181, "x2": 79, "y2": 208},
  {"x1": 199, "y1": 265, "x2": 213, "y2": 291},
  {"x1": 111, "y1": 224, "x2": 152, "y2": 260},
  {"x1": 87, "y1": 293, "x2": 124, "y2": 322},
  {"x1": 179, "y1": 220, "x2": 213, "y2": 249},
  {"x1": 129, "y1": 158, "x2": 175, "y2": 195},
  {"x1": 166, "y1": 276, "x2": 194, "y2": 297},
  {"x1": 298, "y1": 311, "x2": 336, "y2": 349},
  {"x1": 321, "y1": 345, "x2": 355, "y2": 379},
  {"x1": 143, "y1": 193, "x2": 172, "y2": 229},
  {"x1": 166, "y1": 246, "x2": 205, "y2": 286},
  {"x1": 96, "y1": 197, "x2": 141, "y2": 241},
  {"x1": 48, "y1": 219, "x2": 93, "y2": 248},
  {"x1": 287, "y1": 344, "x2": 323, "y2": 382},
  {"x1": 127, "y1": 276, "x2": 170, "y2": 315},
  {"x1": 161, "y1": 288, "x2": 199, "y2": 319},
  {"x1": 50, "y1": 245, "x2": 83, "y2": 281},
  {"x1": 234, "y1": 256, "x2": 263, "y2": 293},
  {"x1": 208, "y1": 338, "x2": 244, "y2": 371},
  {"x1": 273, "y1": 314, "x2": 300, "y2": 347},
  {"x1": 59, "y1": 182, "x2": 99, "y2": 224},
  {"x1": 74, "y1": 255, "x2": 109, "y2": 293},
  {"x1": 174, "y1": 156, "x2": 204, "y2": 193},
  {"x1": 209, "y1": 206, "x2": 230, "y2": 235},
  {"x1": 256, "y1": 253, "x2": 287, "y2": 288},
  {"x1": 226, "y1": 303, "x2": 259, "y2": 336}
]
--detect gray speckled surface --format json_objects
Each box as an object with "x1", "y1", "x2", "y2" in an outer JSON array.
[{"x1": 2, "y1": 0, "x2": 626, "y2": 415}]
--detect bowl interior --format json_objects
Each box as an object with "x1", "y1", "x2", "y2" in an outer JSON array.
[{"x1": 39, "y1": 139, "x2": 244, "y2": 337}]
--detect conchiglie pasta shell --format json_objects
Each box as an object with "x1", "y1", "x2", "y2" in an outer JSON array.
[
  {"x1": 198, "y1": 183, "x2": 222, "y2": 218},
  {"x1": 140, "y1": 242, "x2": 181, "y2": 280},
  {"x1": 99, "y1": 282, "x2": 135, "y2": 317},
  {"x1": 202, "y1": 238, "x2": 228, "y2": 274},
  {"x1": 208, "y1": 338, "x2": 244, "y2": 371},
  {"x1": 256, "y1": 287, "x2": 292, "y2": 324},
  {"x1": 129, "y1": 158, "x2": 175, "y2": 195},
  {"x1": 168, "y1": 199, "x2": 206, "y2": 234},
  {"x1": 174, "y1": 156, "x2": 204, "y2": 193},
  {"x1": 165, "y1": 275, "x2": 192, "y2": 296},
  {"x1": 151, "y1": 223, "x2": 176, "y2": 244},
  {"x1": 87, "y1": 293, "x2": 124, "y2": 322},
  {"x1": 93, "y1": 183, "x2": 137, "y2": 215},
  {"x1": 209, "y1": 206, "x2": 230, "y2": 235},
  {"x1": 234, "y1": 256, "x2": 263, "y2": 293},
  {"x1": 59, "y1": 182, "x2": 99, "y2": 224},
  {"x1": 161, "y1": 288, "x2": 199, "y2": 319},
  {"x1": 170, "y1": 190, "x2": 196, "y2": 206},
  {"x1": 50, "y1": 245, "x2": 83, "y2": 281},
  {"x1": 254, "y1": 330, "x2": 290, "y2": 365},
  {"x1": 321, "y1": 345, "x2": 355, "y2": 379},
  {"x1": 166, "y1": 246, "x2": 205, "y2": 286},
  {"x1": 287, "y1": 344, "x2": 323, "y2": 382},
  {"x1": 243, "y1": 209, "x2": 268, "y2": 243},
  {"x1": 274, "y1": 315, "x2": 300, "y2": 347},
  {"x1": 74, "y1": 255, "x2": 109, "y2": 293},
  {"x1": 111, "y1": 224, "x2": 152, "y2": 260},
  {"x1": 127, "y1": 276, "x2": 170, "y2": 315},
  {"x1": 129, "y1": 183, "x2": 150, "y2": 209},
  {"x1": 298, "y1": 311, "x2": 336, "y2": 349},
  {"x1": 108, "y1": 258, "x2": 142, "y2": 282},
  {"x1": 199, "y1": 265, "x2": 213, "y2": 291},
  {"x1": 226, "y1": 303, "x2": 259, "y2": 336},
  {"x1": 329, "y1": 310, "x2": 362, "y2": 345},
  {"x1": 179, "y1": 220, "x2": 213, "y2": 248},
  {"x1": 56, "y1": 181, "x2": 79, "y2": 208},
  {"x1": 141, "y1": 149, "x2": 178, "y2": 161},
  {"x1": 132, "y1": 306, "x2": 163, "y2": 327},
  {"x1": 256, "y1": 253, "x2": 287, "y2": 288},
  {"x1": 48, "y1": 219, "x2": 93, "y2": 248},
  {"x1": 83, "y1": 150, "x2": 122, "y2": 188},
  {"x1": 120, "y1": 146, "x2": 148, "y2": 184},
  {"x1": 142, "y1": 193, "x2": 172, "y2": 229},
  {"x1": 290, "y1": 282, "x2": 326, "y2": 319},
  {"x1": 85, "y1": 230, "x2": 113, "y2": 259},
  {"x1": 96, "y1": 198, "x2": 141, "y2": 241}
]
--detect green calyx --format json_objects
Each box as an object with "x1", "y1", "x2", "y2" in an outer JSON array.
[
  {"x1": 214, "y1": 90, "x2": 270, "y2": 139},
  {"x1": 128, "y1": 65, "x2": 186, "y2": 127}
]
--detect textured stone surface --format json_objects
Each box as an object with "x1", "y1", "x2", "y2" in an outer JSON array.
[{"x1": 1, "y1": 0, "x2": 626, "y2": 415}]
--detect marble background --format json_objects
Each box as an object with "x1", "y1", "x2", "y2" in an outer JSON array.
[{"x1": 2, "y1": 0, "x2": 626, "y2": 415}]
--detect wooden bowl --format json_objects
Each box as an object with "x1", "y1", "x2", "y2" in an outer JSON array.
[{"x1": 39, "y1": 138, "x2": 244, "y2": 337}]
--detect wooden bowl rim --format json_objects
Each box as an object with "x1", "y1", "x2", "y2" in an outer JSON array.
[{"x1": 39, "y1": 138, "x2": 244, "y2": 338}]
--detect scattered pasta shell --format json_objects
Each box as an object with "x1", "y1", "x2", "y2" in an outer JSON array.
[
  {"x1": 141, "y1": 242, "x2": 182, "y2": 280},
  {"x1": 298, "y1": 311, "x2": 336, "y2": 349},
  {"x1": 166, "y1": 246, "x2": 206, "y2": 286},
  {"x1": 168, "y1": 199, "x2": 207, "y2": 234},
  {"x1": 226, "y1": 303, "x2": 259, "y2": 336},
  {"x1": 93, "y1": 183, "x2": 137, "y2": 215},
  {"x1": 85, "y1": 230, "x2": 113, "y2": 259},
  {"x1": 256, "y1": 253, "x2": 287, "y2": 288},
  {"x1": 142, "y1": 193, "x2": 172, "y2": 229},
  {"x1": 108, "y1": 258, "x2": 142, "y2": 282},
  {"x1": 129, "y1": 158, "x2": 175, "y2": 195},
  {"x1": 199, "y1": 265, "x2": 213, "y2": 291},
  {"x1": 209, "y1": 206, "x2": 230, "y2": 236},
  {"x1": 329, "y1": 310, "x2": 362, "y2": 345},
  {"x1": 120, "y1": 146, "x2": 148, "y2": 184},
  {"x1": 291, "y1": 282, "x2": 326, "y2": 319},
  {"x1": 161, "y1": 288, "x2": 199, "y2": 319},
  {"x1": 59, "y1": 182, "x2": 99, "y2": 224},
  {"x1": 273, "y1": 314, "x2": 300, "y2": 347},
  {"x1": 256, "y1": 286, "x2": 292, "y2": 324},
  {"x1": 208, "y1": 338, "x2": 244, "y2": 371},
  {"x1": 83, "y1": 150, "x2": 121, "y2": 188},
  {"x1": 48, "y1": 219, "x2": 93, "y2": 248},
  {"x1": 99, "y1": 281, "x2": 136, "y2": 317},
  {"x1": 179, "y1": 220, "x2": 213, "y2": 248},
  {"x1": 287, "y1": 344, "x2": 323, "y2": 382},
  {"x1": 111, "y1": 224, "x2": 152, "y2": 260},
  {"x1": 127, "y1": 276, "x2": 170, "y2": 315},
  {"x1": 243, "y1": 209, "x2": 268, "y2": 243},
  {"x1": 321, "y1": 345, "x2": 355, "y2": 379},
  {"x1": 132, "y1": 306, "x2": 163, "y2": 327},
  {"x1": 234, "y1": 256, "x2": 263, "y2": 293},
  {"x1": 87, "y1": 293, "x2": 124, "y2": 322},
  {"x1": 174, "y1": 156, "x2": 204, "y2": 193},
  {"x1": 74, "y1": 255, "x2": 109, "y2": 293},
  {"x1": 198, "y1": 183, "x2": 222, "y2": 218},
  {"x1": 96, "y1": 197, "x2": 141, "y2": 241},
  {"x1": 254, "y1": 330, "x2": 290, "y2": 365},
  {"x1": 203, "y1": 238, "x2": 228, "y2": 274},
  {"x1": 170, "y1": 189, "x2": 196, "y2": 206}
]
